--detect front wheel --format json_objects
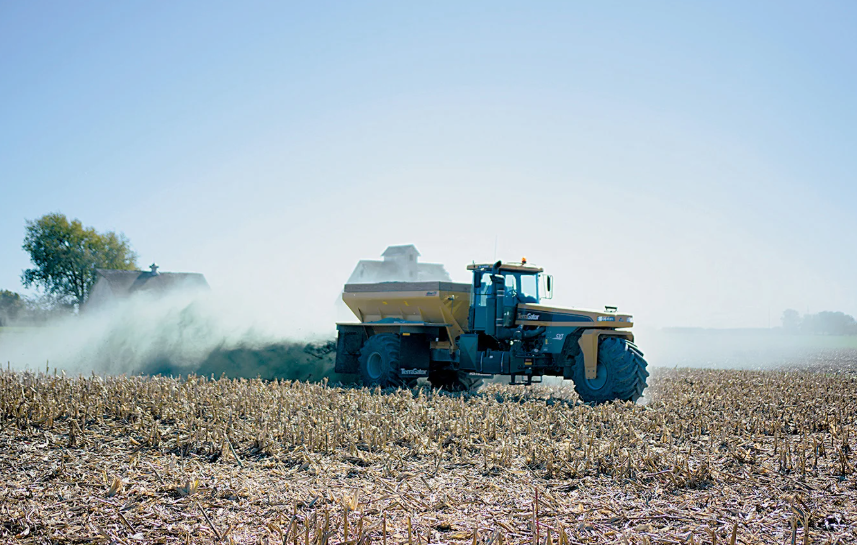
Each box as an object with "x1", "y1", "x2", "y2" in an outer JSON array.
[{"x1": 572, "y1": 337, "x2": 648, "y2": 403}]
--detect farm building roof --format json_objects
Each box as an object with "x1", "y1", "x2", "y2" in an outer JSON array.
[{"x1": 91, "y1": 266, "x2": 209, "y2": 299}]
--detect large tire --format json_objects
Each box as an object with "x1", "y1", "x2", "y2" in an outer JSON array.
[
  {"x1": 572, "y1": 337, "x2": 648, "y2": 403},
  {"x1": 428, "y1": 369, "x2": 483, "y2": 392},
  {"x1": 358, "y1": 334, "x2": 400, "y2": 387}
]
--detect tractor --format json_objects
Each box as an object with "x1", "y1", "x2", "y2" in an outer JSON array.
[{"x1": 335, "y1": 260, "x2": 648, "y2": 402}]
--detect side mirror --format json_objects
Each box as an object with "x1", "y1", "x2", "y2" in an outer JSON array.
[{"x1": 544, "y1": 275, "x2": 554, "y2": 299}]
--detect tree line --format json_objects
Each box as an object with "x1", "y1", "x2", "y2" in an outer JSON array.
[
  {"x1": 0, "y1": 213, "x2": 137, "y2": 325},
  {"x1": 781, "y1": 309, "x2": 857, "y2": 336}
]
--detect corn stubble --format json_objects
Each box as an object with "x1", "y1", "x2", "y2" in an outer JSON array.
[{"x1": 0, "y1": 361, "x2": 855, "y2": 544}]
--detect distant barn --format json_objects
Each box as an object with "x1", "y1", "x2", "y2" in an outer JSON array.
[
  {"x1": 346, "y1": 245, "x2": 451, "y2": 284},
  {"x1": 84, "y1": 264, "x2": 209, "y2": 311}
]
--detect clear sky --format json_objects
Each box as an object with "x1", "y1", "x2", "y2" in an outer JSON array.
[{"x1": 1, "y1": 1, "x2": 855, "y2": 333}]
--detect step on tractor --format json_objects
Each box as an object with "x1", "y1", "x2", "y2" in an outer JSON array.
[{"x1": 335, "y1": 260, "x2": 649, "y2": 402}]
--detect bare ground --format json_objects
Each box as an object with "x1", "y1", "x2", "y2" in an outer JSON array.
[{"x1": 1, "y1": 354, "x2": 856, "y2": 544}]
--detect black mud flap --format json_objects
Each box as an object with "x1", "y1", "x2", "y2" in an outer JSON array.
[
  {"x1": 397, "y1": 333, "x2": 430, "y2": 378},
  {"x1": 335, "y1": 328, "x2": 366, "y2": 373}
]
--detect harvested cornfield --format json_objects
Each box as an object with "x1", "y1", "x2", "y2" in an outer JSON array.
[{"x1": 1, "y1": 360, "x2": 855, "y2": 544}]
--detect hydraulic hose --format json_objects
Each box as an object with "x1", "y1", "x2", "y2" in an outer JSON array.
[{"x1": 521, "y1": 326, "x2": 546, "y2": 338}]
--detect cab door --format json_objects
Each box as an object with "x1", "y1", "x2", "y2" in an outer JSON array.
[
  {"x1": 501, "y1": 273, "x2": 519, "y2": 327},
  {"x1": 471, "y1": 274, "x2": 493, "y2": 331}
]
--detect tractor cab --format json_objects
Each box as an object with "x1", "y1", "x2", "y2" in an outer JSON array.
[{"x1": 467, "y1": 260, "x2": 552, "y2": 335}]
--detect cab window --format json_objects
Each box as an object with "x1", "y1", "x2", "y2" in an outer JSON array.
[
  {"x1": 475, "y1": 274, "x2": 493, "y2": 306},
  {"x1": 520, "y1": 274, "x2": 539, "y2": 302},
  {"x1": 505, "y1": 274, "x2": 517, "y2": 295}
]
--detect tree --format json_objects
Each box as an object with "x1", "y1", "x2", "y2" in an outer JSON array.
[
  {"x1": 0, "y1": 290, "x2": 26, "y2": 326},
  {"x1": 21, "y1": 213, "x2": 138, "y2": 309},
  {"x1": 781, "y1": 309, "x2": 801, "y2": 331},
  {"x1": 815, "y1": 311, "x2": 857, "y2": 336},
  {"x1": 798, "y1": 310, "x2": 857, "y2": 335}
]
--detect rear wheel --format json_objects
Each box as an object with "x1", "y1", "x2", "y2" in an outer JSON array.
[
  {"x1": 428, "y1": 369, "x2": 483, "y2": 392},
  {"x1": 572, "y1": 337, "x2": 648, "y2": 403},
  {"x1": 358, "y1": 335, "x2": 400, "y2": 387}
]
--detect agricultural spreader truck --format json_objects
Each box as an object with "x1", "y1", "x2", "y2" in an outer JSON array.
[{"x1": 335, "y1": 261, "x2": 648, "y2": 402}]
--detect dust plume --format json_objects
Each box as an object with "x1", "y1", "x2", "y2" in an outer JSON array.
[
  {"x1": 0, "y1": 288, "x2": 343, "y2": 381},
  {"x1": 636, "y1": 326, "x2": 857, "y2": 370}
]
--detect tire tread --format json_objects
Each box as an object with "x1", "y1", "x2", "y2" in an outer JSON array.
[{"x1": 571, "y1": 336, "x2": 648, "y2": 403}]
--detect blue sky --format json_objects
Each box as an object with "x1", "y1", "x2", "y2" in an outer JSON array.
[{"x1": 1, "y1": 1, "x2": 855, "y2": 332}]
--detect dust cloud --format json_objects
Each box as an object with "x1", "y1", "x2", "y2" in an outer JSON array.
[
  {"x1": 0, "y1": 288, "x2": 343, "y2": 381},
  {"x1": 636, "y1": 327, "x2": 857, "y2": 370},
  {"x1": 0, "y1": 247, "x2": 454, "y2": 381}
]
